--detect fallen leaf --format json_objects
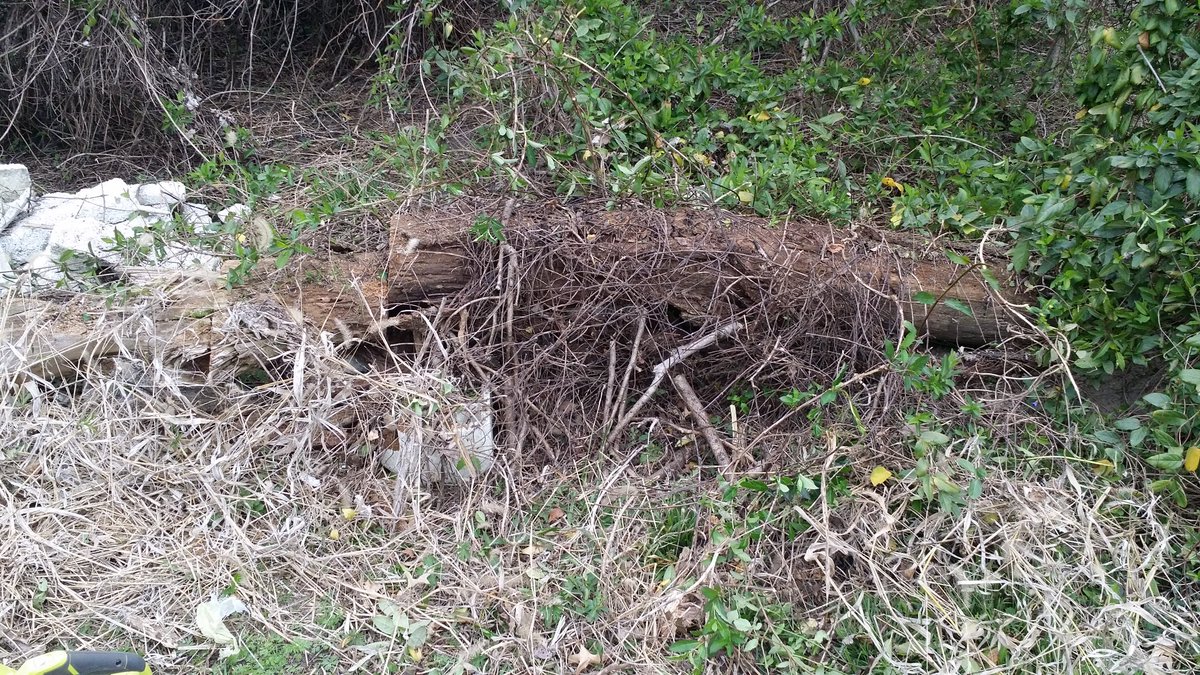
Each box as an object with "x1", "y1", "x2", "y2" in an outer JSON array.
[
  {"x1": 1185, "y1": 447, "x2": 1200, "y2": 473},
  {"x1": 525, "y1": 565, "x2": 548, "y2": 580},
  {"x1": 509, "y1": 603, "x2": 535, "y2": 641},
  {"x1": 869, "y1": 466, "x2": 892, "y2": 486},
  {"x1": 250, "y1": 216, "x2": 274, "y2": 250},
  {"x1": 521, "y1": 544, "x2": 544, "y2": 556},
  {"x1": 1093, "y1": 459, "x2": 1115, "y2": 476},
  {"x1": 827, "y1": 242, "x2": 844, "y2": 255},
  {"x1": 569, "y1": 644, "x2": 603, "y2": 672},
  {"x1": 548, "y1": 507, "x2": 565, "y2": 524}
]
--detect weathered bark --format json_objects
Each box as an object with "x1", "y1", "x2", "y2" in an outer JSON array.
[
  {"x1": 1, "y1": 208, "x2": 1029, "y2": 380},
  {"x1": 387, "y1": 208, "x2": 1029, "y2": 347}
]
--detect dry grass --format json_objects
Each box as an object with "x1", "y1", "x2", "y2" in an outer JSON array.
[{"x1": 1, "y1": 261, "x2": 1197, "y2": 674}]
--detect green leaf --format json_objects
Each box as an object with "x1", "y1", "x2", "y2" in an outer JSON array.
[
  {"x1": 945, "y1": 251, "x2": 972, "y2": 266},
  {"x1": 913, "y1": 291, "x2": 937, "y2": 305},
  {"x1": 944, "y1": 298, "x2": 974, "y2": 317},
  {"x1": 1146, "y1": 451, "x2": 1183, "y2": 471},
  {"x1": 372, "y1": 615, "x2": 398, "y2": 636},
  {"x1": 1114, "y1": 417, "x2": 1141, "y2": 431},
  {"x1": 1179, "y1": 369, "x2": 1200, "y2": 385},
  {"x1": 979, "y1": 267, "x2": 1001, "y2": 291},
  {"x1": 1154, "y1": 165, "x2": 1173, "y2": 193},
  {"x1": 1010, "y1": 240, "x2": 1030, "y2": 273},
  {"x1": 1151, "y1": 408, "x2": 1189, "y2": 427},
  {"x1": 817, "y1": 113, "x2": 845, "y2": 125},
  {"x1": 918, "y1": 430, "x2": 950, "y2": 446},
  {"x1": 1130, "y1": 427, "x2": 1149, "y2": 447},
  {"x1": 408, "y1": 623, "x2": 429, "y2": 648},
  {"x1": 669, "y1": 640, "x2": 701, "y2": 654},
  {"x1": 932, "y1": 474, "x2": 960, "y2": 494},
  {"x1": 1186, "y1": 169, "x2": 1200, "y2": 199},
  {"x1": 1142, "y1": 392, "x2": 1172, "y2": 408},
  {"x1": 1149, "y1": 478, "x2": 1178, "y2": 494}
]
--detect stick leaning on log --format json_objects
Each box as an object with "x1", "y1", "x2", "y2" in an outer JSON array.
[{"x1": 603, "y1": 319, "x2": 743, "y2": 457}]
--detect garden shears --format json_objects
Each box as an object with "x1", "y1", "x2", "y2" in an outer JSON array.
[{"x1": 0, "y1": 651, "x2": 150, "y2": 675}]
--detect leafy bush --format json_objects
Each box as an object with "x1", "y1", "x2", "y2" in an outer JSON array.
[
  {"x1": 1004, "y1": 0, "x2": 1200, "y2": 495},
  {"x1": 371, "y1": 0, "x2": 1200, "y2": 488}
]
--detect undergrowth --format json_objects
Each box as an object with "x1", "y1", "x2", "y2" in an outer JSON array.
[
  {"x1": 4, "y1": 0, "x2": 1200, "y2": 673},
  {"x1": 364, "y1": 0, "x2": 1200, "y2": 498}
]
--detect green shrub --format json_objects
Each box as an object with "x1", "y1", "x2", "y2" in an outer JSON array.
[{"x1": 371, "y1": 0, "x2": 1200, "y2": 485}]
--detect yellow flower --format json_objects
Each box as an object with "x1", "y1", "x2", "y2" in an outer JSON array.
[
  {"x1": 857, "y1": 77, "x2": 872, "y2": 86},
  {"x1": 881, "y1": 176, "x2": 904, "y2": 193}
]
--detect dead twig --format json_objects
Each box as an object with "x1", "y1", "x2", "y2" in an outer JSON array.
[
  {"x1": 606, "y1": 319, "x2": 742, "y2": 447},
  {"x1": 671, "y1": 372, "x2": 732, "y2": 476}
]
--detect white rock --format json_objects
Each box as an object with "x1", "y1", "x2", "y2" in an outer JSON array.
[
  {"x1": 134, "y1": 181, "x2": 187, "y2": 207},
  {"x1": 0, "y1": 164, "x2": 31, "y2": 197},
  {"x1": 0, "y1": 248, "x2": 12, "y2": 289},
  {"x1": 0, "y1": 223, "x2": 52, "y2": 266},
  {"x1": 1, "y1": 174, "x2": 228, "y2": 290},
  {"x1": 155, "y1": 242, "x2": 222, "y2": 271},
  {"x1": 180, "y1": 202, "x2": 213, "y2": 229},
  {"x1": 46, "y1": 215, "x2": 136, "y2": 265},
  {"x1": 0, "y1": 164, "x2": 32, "y2": 231},
  {"x1": 217, "y1": 203, "x2": 251, "y2": 227},
  {"x1": 36, "y1": 178, "x2": 141, "y2": 225},
  {"x1": 21, "y1": 251, "x2": 65, "y2": 289}
]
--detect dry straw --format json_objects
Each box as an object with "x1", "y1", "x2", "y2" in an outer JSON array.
[{"x1": 1, "y1": 209, "x2": 1197, "y2": 673}]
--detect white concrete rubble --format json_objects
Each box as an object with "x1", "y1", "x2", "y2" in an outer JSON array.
[
  {"x1": 0, "y1": 167, "x2": 222, "y2": 289},
  {"x1": 0, "y1": 164, "x2": 32, "y2": 231}
]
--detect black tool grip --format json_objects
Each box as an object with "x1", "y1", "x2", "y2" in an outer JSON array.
[{"x1": 48, "y1": 652, "x2": 147, "y2": 675}]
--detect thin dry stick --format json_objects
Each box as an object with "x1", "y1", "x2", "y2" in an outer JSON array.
[
  {"x1": 502, "y1": 238, "x2": 520, "y2": 453},
  {"x1": 671, "y1": 373, "x2": 732, "y2": 475},
  {"x1": 601, "y1": 339, "x2": 618, "y2": 431},
  {"x1": 609, "y1": 313, "x2": 646, "y2": 430},
  {"x1": 607, "y1": 319, "x2": 742, "y2": 445}
]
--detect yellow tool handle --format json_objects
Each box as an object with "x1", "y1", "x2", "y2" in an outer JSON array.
[{"x1": 14, "y1": 651, "x2": 149, "y2": 675}]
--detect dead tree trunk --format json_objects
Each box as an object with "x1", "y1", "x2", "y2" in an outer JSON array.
[
  {"x1": 2, "y1": 208, "x2": 1029, "y2": 380},
  {"x1": 386, "y1": 208, "x2": 1028, "y2": 347}
]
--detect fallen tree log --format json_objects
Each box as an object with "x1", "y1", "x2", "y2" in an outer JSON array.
[
  {"x1": 1, "y1": 206, "x2": 1030, "y2": 381},
  {"x1": 386, "y1": 207, "x2": 1030, "y2": 347}
]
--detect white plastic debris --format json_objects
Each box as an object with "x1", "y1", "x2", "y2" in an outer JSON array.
[
  {"x1": 195, "y1": 595, "x2": 248, "y2": 657},
  {"x1": 378, "y1": 388, "x2": 495, "y2": 483}
]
